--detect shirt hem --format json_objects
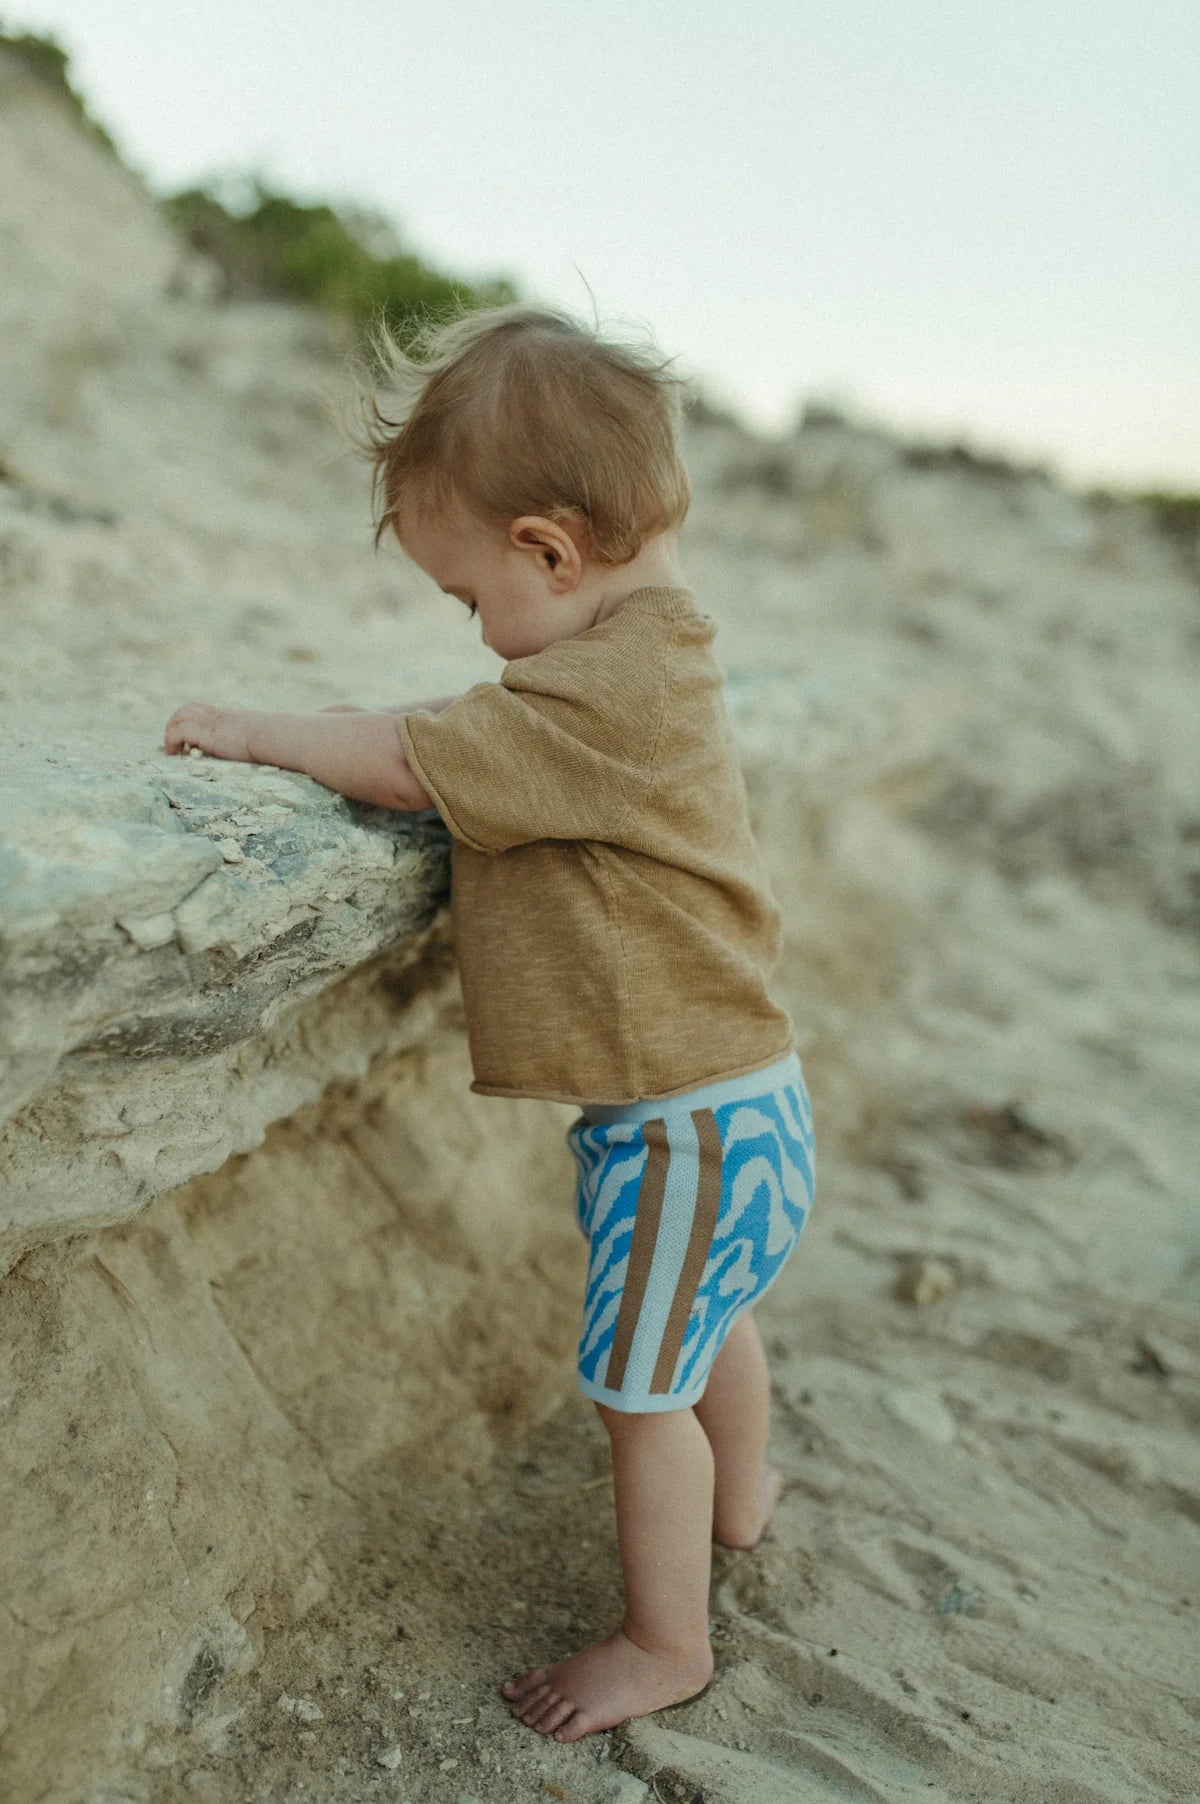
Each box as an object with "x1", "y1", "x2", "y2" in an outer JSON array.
[{"x1": 467, "y1": 1036, "x2": 797, "y2": 1106}]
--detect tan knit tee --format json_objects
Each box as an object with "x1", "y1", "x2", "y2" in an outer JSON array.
[{"x1": 394, "y1": 584, "x2": 795, "y2": 1105}]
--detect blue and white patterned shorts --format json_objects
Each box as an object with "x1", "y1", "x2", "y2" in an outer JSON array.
[{"x1": 565, "y1": 1048, "x2": 816, "y2": 1413}]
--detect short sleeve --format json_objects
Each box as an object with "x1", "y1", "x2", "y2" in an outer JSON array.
[{"x1": 395, "y1": 667, "x2": 657, "y2": 855}]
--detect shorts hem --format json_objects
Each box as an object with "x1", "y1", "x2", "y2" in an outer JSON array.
[{"x1": 576, "y1": 1373, "x2": 707, "y2": 1413}]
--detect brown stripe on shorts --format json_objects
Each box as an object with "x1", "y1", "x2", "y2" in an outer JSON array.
[
  {"x1": 603, "y1": 1116, "x2": 670, "y2": 1392},
  {"x1": 650, "y1": 1106, "x2": 724, "y2": 1393}
]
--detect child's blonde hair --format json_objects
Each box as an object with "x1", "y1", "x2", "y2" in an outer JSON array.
[{"x1": 343, "y1": 299, "x2": 693, "y2": 565}]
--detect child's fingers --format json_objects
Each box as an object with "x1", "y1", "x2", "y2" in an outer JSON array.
[{"x1": 163, "y1": 702, "x2": 219, "y2": 754}]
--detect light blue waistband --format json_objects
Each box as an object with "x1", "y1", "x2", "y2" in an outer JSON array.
[{"x1": 580, "y1": 1048, "x2": 804, "y2": 1125}]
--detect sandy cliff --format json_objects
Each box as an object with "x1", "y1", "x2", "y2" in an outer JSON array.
[{"x1": 2, "y1": 48, "x2": 1198, "y2": 1804}]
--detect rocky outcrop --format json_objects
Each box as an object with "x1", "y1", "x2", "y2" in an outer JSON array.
[
  {"x1": 0, "y1": 52, "x2": 595, "y2": 1800},
  {"x1": 3, "y1": 40, "x2": 1198, "y2": 1804},
  {"x1": 0, "y1": 740, "x2": 452, "y2": 1272}
]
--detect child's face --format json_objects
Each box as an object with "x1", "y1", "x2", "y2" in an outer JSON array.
[{"x1": 393, "y1": 496, "x2": 598, "y2": 662}]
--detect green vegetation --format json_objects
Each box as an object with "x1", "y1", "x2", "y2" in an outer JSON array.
[
  {"x1": 1086, "y1": 485, "x2": 1200, "y2": 560},
  {"x1": 160, "y1": 179, "x2": 520, "y2": 336},
  {"x1": 0, "y1": 24, "x2": 520, "y2": 344},
  {"x1": 1131, "y1": 490, "x2": 1200, "y2": 552},
  {"x1": 900, "y1": 439, "x2": 1052, "y2": 482},
  {"x1": 0, "y1": 20, "x2": 118, "y2": 154},
  {"x1": 799, "y1": 399, "x2": 851, "y2": 430},
  {"x1": 5, "y1": 26, "x2": 1193, "y2": 528}
]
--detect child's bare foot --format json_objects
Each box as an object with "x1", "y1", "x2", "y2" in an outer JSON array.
[
  {"x1": 499, "y1": 1625, "x2": 714, "y2": 1743},
  {"x1": 713, "y1": 1462, "x2": 783, "y2": 1550}
]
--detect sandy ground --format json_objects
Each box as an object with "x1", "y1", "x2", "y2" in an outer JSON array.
[
  {"x1": 3, "y1": 50, "x2": 1199, "y2": 1804},
  {"x1": 131, "y1": 827, "x2": 1200, "y2": 1804}
]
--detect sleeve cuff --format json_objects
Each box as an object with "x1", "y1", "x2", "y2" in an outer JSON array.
[{"x1": 395, "y1": 713, "x2": 497, "y2": 855}]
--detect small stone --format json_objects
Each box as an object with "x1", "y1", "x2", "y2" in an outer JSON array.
[
  {"x1": 938, "y1": 1578, "x2": 986, "y2": 1616},
  {"x1": 439, "y1": 1756, "x2": 459, "y2": 1771},
  {"x1": 880, "y1": 1383, "x2": 957, "y2": 1444},
  {"x1": 375, "y1": 1743, "x2": 405, "y2": 1770},
  {"x1": 894, "y1": 1256, "x2": 958, "y2": 1306},
  {"x1": 602, "y1": 1779, "x2": 652, "y2": 1802},
  {"x1": 115, "y1": 910, "x2": 178, "y2": 950},
  {"x1": 276, "y1": 1692, "x2": 324, "y2": 1722}
]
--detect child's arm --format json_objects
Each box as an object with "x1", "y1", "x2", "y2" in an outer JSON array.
[
  {"x1": 320, "y1": 694, "x2": 462, "y2": 717},
  {"x1": 162, "y1": 701, "x2": 436, "y2": 812}
]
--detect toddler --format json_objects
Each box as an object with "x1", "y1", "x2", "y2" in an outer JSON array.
[{"x1": 163, "y1": 301, "x2": 817, "y2": 1745}]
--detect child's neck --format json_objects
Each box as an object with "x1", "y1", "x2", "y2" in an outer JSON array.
[{"x1": 587, "y1": 539, "x2": 688, "y2": 627}]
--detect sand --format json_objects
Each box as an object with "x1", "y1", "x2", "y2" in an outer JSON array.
[{"x1": 2, "y1": 46, "x2": 1198, "y2": 1804}]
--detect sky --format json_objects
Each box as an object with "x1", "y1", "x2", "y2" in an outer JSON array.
[{"x1": 10, "y1": 0, "x2": 1199, "y2": 491}]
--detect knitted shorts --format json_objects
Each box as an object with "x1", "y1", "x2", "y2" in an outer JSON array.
[{"x1": 565, "y1": 1048, "x2": 816, "y2": 1413}]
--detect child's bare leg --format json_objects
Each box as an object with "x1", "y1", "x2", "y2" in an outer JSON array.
[
  {"x1": 499, "y1": 1405, "x2": 715, "y2": 1742},
  {"x1": 692, "y1": 1309, "x2": 782, "y2": 1550}
]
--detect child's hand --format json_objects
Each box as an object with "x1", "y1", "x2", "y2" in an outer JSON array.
[
  {"x1": 162, "y1": 704, "x2": 421, "y2": 808},
  {"x1": 163, "y1": 702, "x2": 256, "y2": 762}
]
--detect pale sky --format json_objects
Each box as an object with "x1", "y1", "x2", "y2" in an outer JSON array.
[{"x1": 12, "y1": 0, "x2": 1199, "y2": 490}]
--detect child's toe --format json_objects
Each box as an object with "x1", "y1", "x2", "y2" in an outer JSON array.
[
  {"x1": 540, "y1": 1696, "x2": 576, "y2": 1735},
  {"x1": 518, "y1": 1681, "x2": 553, "y2": 1720},
  {"x1": 527, "y1": 1688, "x2": 564, "y2": 1730},
  {"x1": 500, "y1": 1665, "x2": 547, "y2": 1700}
]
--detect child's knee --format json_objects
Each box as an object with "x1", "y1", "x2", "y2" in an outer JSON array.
[{"x1": 594, "y1": 1400, "x2": 690, "y2": 1435}]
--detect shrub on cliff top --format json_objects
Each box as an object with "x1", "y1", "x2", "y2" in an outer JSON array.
[
  {"x1": 0, "y1": 21, "x2": 118, "y2": 154},
  {"x1": 161, "y1": 179, "x2": 520, "y2": 340},
  {"x1": 1, "y1": 24, "x2": 521, "y2": 345}
]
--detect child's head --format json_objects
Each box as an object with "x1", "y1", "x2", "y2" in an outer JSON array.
[{"x1": 345, "y1": 300, "x2": 693, "y2": 658}]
